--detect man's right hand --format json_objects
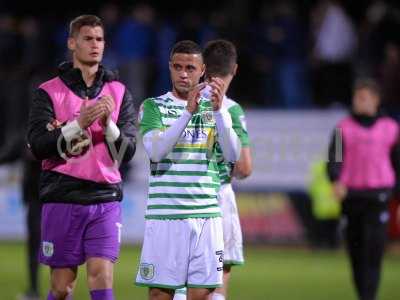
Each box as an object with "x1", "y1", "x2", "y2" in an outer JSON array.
[
  {"x1": 77, "y1": 100, "x2": 105, "y2": 129},
  {"x1": 186, "y1": 83, "x2": 206, "y2": 114},
  {"x1": 98, "y1": 95, "x2": 115, "y2": 127},
  {"x1": 333, "y1": 181, "x2": 348, "y2": 202}
]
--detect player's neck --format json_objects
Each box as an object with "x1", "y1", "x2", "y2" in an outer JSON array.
[
  {"x1": 172, "y1": 89, "x2": 188, "y2": 101},
  {"x1": 73, "y1": 61, "x2": 99, "y2": 87}
]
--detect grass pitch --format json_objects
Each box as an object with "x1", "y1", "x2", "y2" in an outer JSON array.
[{"x1": 1, "y1": 242, "x2": 399, "y2": 299}]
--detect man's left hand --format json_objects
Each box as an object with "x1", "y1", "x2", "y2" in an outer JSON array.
[{"x1": 209, "y1": 77, "x2": 225, "y2": 111}]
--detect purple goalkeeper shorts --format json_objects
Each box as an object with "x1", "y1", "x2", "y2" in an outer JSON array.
[{"x1": 39, "y1": 201, "x2": 122, "y2": 268}]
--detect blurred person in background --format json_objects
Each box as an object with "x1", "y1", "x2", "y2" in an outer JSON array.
[
  {"x1": 271, "y1": 0, "x2": 311, "y2": 109},
  {"x1": 0, "y1": 15, "x2": 48, "y2": 300},
  {"x1": 379, "y1": 41, "x2": 400, "y2": 115},
  {"x1": 16, "y1": 149, "x2": 42, "y2": 300},
  {"x1": 308, "y1": 159, "x2": 341, "y2": 250},
  {"x1": 153, "y1": 19, "x2": 178, "y2": 95},
  {"x1": 357, "y1": 1, "x2": 400, "y2": 114},
  {"x1": 328, "y1": 78, "x2": 400, "y2": 300},
  {"x1": 311, "y1": 0, "x2": 358, "y2": 107},
  {"x1": 176, "y1": 11, "x2": 216, "y2": 46},
  {"x1": 114, "y1": 3, "x2": 155, "y2": 107},
  {"x1": 253, "y1": 1, "x2": 311, "y2": 108},
  {"x1": 356, "y1": 0, "x2": 388, "y2": 77},
  {"x1": 0, "y1": 13, "x2": 24, "y2": 154},
  {"x1": 98, "y1": 3, "x2": 120, "y2": 70},
  {"x1": 248, "y1": 2, "x2": 279, "y2": 107},
  {"x1": 52, "y1": 18, "x2": 70, "y2": 64},
  {"x1": 207, "y1": 9, "x2": 234, "y2": 41},
  {"x1": 27, "y1": 14, "x2": 137, "y2": 300},
  {"x1": 17, "y1": 17, "x2": 49, "y2": 300},
  {"x1": 174, "y1": 39, "x2": 252, "y2": 300}
]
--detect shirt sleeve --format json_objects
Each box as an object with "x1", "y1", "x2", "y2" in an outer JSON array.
[
  {"x1": 139, "y1": 99, "x2": 164, "y2": 136},
  {"x1": 214, "y1": 109, "x2": 241, "y2": 162},
  {"x1": 228, "y1": 103, "x2": 250, "y2": 147},
  {"x1": 108, "y1": 88, "x2": 137, "y2": 163},
  {"x1": 327, "y1": 127, "x2": 343, "y2": 182},
  {"x1": 142, "y1": 110, "x2": 192, "y2": 163},
  {"x1": 27, "y1": 88, "x2": 66, "y2": 160}
]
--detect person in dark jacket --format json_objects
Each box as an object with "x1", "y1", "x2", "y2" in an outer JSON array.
[
  {"x1": 327, "y1": 78, "x2": 400, "y2": 300},
  {"x1": 27, "y1": 15, "x2": 136, "y2": 300}
]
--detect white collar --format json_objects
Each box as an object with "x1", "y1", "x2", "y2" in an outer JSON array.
[{"x1": 166, "y1": 92, "x2": 188, "y2": 105}]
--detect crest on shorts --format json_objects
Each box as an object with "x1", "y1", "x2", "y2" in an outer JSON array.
[
  {"x1": 140, "y1": 263, "x2": 155, "y2": 280},
  {"x1": 42, "y1": 241, "x2": 54, "y2": 257}
]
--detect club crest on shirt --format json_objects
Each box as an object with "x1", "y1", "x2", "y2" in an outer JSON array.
[
  {"x1": 140, "y1": 263, "x2": 155, "y2": 280},
  {"x1": 201, "y1": 111, "x2": 214, "y2": 124},
  {"x1": 42, "y1": 241, "x2": 54, "y2": 257},
  {"x1": 46, "y1": 119, "x2": 63, "y2": 131}
]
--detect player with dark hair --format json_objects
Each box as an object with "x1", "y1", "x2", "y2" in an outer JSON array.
[
  {"x1": 27, "y1": 14, "x2": 137, "y2": 300},
  {"x1": 174, "y1": 40, "x2": 252, "y2": 300},
  {"x1": 135, "y1": 40, "x2": 241, "y2": 300}
]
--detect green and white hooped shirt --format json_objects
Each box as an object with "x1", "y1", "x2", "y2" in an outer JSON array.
[
  {"x1": 216, "y1": 97, "x2": 250, "y2": 185},
  {"x1": 139, "y1": 92, "x2": 222, "y2": 219}
]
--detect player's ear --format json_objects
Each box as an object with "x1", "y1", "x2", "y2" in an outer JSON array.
[
  {"x1": 200, "y1": 63, "x2": 205, "y2": 77},
  {"x1": 67, "y1": 37, "x2": 75, "y2": 51},
  {"x1": 233, "y1": 64, "x2": 238, "y2": 76}
]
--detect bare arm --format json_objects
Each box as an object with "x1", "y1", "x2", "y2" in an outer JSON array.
[{"x1": 232, "y1": 146, "x2": 252, "y2": 179}]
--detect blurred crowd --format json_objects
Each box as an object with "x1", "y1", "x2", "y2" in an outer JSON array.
[{"x1": 0, "y1": 0, "x2": 400, "y2": 129}]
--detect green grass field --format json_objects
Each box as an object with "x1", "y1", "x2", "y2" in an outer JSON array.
[{"x1": 1, "y1": 243, "x2": 399, "y2": 300}]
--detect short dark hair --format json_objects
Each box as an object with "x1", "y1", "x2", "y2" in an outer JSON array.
[
  {"x1": 353, "y1": 78, "x2": 381, "y2": 97},
  {"x1": 69, "y1": 15, "x2": 104, "y2": 38},
  {"x1": 170, "y1": 40, "x2": 202, "y2": 60},
  {"x1": 203, "y1": 39, "x2": 237, "y2": 77}
]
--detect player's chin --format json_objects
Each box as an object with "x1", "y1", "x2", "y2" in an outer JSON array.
[
  {"x1": 175, "y1": 85, "x2": 190, "y2": 94},
  {"x1": 83, "y1": 57, "x2": 102, "y2": 66}
]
